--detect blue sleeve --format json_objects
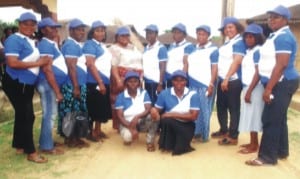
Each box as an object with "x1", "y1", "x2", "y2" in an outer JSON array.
[
  {"x1": 158, "y1": 46, "x2": 168, "y2": 61},
  {"x1": 155, "y1": 89, "x2": 166, "y2": 108},
  {"x1": 190, "y1": 93, "x2": 200, "y2": 110},
  {"x1": 62, "y1": 41, "x2": 81, "y2": 58},
  {"x1": 210, "y1": 48, "x2": 219, "y2": 64},
  {"x1": 115, "y1": 93, "x2": 124, "y2": 109},
  {"x1": 233, "y1": 40, "x2": 246, "y2": 56},
  {"x1": 274, "y1": 34, "x2": 293, "y2": 53},
  {"x1": 4, "y1": 35, "x2": 21, "y2": 55},
  {"x1": 144, "y1": 91, "x2": 152, "y2": 103},
  {"x1": 184, "y1": 44, "x2": 195, "y2": 55},
  {"x1": 82, "y1": 41, "x2": 96, "y2": 57},
  {"x1": 253, "y1": 49, "x2": 260, "y2": 64},
  {"x1": 38, "y1": 40, "x2": 55, "y2": 58}
]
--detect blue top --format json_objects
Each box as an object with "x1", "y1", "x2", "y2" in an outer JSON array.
[
  {"x1": 37, "y1": 37, "x2": 68, "y2": 85},
  {"x1": 61, "y1": 37, "x2": 87, "y2": 85},
  {"x1": 4, "y1": 33, "x2": 40, "y2": 85}
]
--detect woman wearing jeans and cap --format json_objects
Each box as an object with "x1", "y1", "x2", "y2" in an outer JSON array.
[{"x1": 2, "y1": 12, "x2": 50, "y2": 163}]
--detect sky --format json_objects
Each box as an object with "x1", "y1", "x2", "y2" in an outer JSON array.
[{"x1": 0, "y1": 0, "x2": 300, "y2": 37}]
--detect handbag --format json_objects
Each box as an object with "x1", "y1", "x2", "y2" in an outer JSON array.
[{"x1": 62, "y1": 111, "x2": 90, "y2": 138}]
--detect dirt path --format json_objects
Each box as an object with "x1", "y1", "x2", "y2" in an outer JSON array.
[{"x1": 6, "y1": 111, "x2": 300, "y2": 179}]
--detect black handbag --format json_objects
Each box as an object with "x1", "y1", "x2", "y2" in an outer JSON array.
[{"x1": 62, "y1": 111, "x2": 90, "y2": 138}]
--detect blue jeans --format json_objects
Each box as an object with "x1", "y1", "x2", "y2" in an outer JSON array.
[{"x1": 37, "y1": 78, "x2": 58, "y2": 150}]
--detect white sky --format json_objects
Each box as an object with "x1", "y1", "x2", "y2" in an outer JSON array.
[{"x1": 0, "y1": 0, "x2": 299, "y2": 37}]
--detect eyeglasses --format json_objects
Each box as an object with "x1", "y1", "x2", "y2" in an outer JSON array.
[{"x1": 268, "y1": 14, "x2": 283, "y2": 20}]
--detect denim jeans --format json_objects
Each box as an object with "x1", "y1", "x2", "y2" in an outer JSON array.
[{"x1": 37, "y1": 78, "x2": 58, "y2": 150}]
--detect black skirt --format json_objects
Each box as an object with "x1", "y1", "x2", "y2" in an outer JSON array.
[
  {"x1": 87, "y1": 83, "x2": 112, "y2": 122},
  {"x1": 159, "y1": 118, "x2": 195, "y2": 155}
]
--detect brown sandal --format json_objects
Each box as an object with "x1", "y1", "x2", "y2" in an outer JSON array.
[
  {"x1": 41, "y1": 147, "x2": 64, "y2": 155},
  {"x1": 147, "y1": 143, "x2": 155, "y2": 152},
  {"x1": 27, "y1": 154, "x2": 48, "y2": 163}
]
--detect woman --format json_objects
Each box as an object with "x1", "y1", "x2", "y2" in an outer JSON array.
[
  {"x1": 36, "y1": 17, "x2": 67, "y2": 155},
  {"x1": 2, "y1": 12, "x2": 50, "y2": 163},
  {"x1": 246, "y1": 5, "x2": 299, "y2": 166},
  {"x1": 184, "y1": 25, "x2": 218, "y2": 142},
  {"x1": 83, "y1": 21, "x2": 112, "y2": 141},
  {"x1": 238, "y1": 23, "x2": 264, "y2": 154},
  {"x1": 109, "y1": 26, "x2": 143, "y2": 130},
  {"x1": 211, "y1": 17, "x2": 246, "y2": 145},
  {"x1": 59, "y1": 18, "x2": 89, "y2": 148}
]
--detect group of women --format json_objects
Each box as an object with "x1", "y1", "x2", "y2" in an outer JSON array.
[{"x1": 1, "y1": 4, "x2": 299, "y2": 165}]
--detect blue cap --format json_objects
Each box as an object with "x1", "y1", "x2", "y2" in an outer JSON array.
[
  {"x1": 69, "y1": 18, "x2": 87, "y2": 29},
  {"x1": 38, "y1": 17, "x2": 61, "y2": 29},
  {"x1": 196, "y1": 25, "x2": 211, "y2": 36},
  {"x1": 245, "y1": 23, "x2": 263, "y2": 34},
  {"x1": 91, "y1": 20, "x2": 106, "y2": 29},
  {"x1": 171, "y1": 70, "x2": 187, "y2": 80},
  {"x1": 267, "y1": 5, "x2": 291, "y2": 20},
  {"x1": 144, "y1": 24, "x2": 158, "y2": 32},
  {"x1": 124, "y1": 71, "x2": 140, "y2": 81},
  {"x1": 116, "y1": 26, "x2": 130, "y2": 35},
  {"x1": 17, "y1": 12, "x2": 37, "y2": 22},
  {"x1": 219, "y1": 17, "x2": 239, "y2": 30},
  {"x1": 172, "y1": 23, "x2": 187, "y2": 34}
]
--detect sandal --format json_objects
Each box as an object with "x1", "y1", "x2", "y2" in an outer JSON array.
[
  {"x1": 146, "y1": 143, "x2": 155, "y2": 152},
  {"x1": 98, "y1": 131, "x2": 109, "y2": 139},
  {"x1": 27, "y1": 154, "x2": 48, "y2": 163},
  {"x1": 86, "y1": 134, "x2": 100, "y2": 142},
  {"x1": 238, "y1": 147, "x2": 257, "y2": 154},
  {"x1": 41, "y1": 147, "x2": 64, "y2": 155},
  {"x1": 218, "y1": 137, "x2": 238, "y2": 145},
  {"x1": 16, "y1": 148, "x2": 24, "y2": 155},
  {"x1": 211, "y1": 131, "x2": 227, "y2": 138},
  {"x1": 245, "y1": 158, "x2": 272, "y2": 166}
]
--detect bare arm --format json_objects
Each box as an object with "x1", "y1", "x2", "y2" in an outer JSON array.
[
  {"x1": 221, "y1": 54, "x2": 243, "y2": 91},
  {"x1": 157, "y1": 61, "x2": 166, "y2": 93},
  {"x1": 65, "y1": 57, "x2": 80, "y2": 98},
  {"x1": 244, "y1": 65, "x2": 260, "y2": 103},
  {"x1": 86, "y1": 56, "x2": 106, "y2": 94},
  {"x1": 263, "y1": 53, "x2": 289, "y2": 103},
  {"x1": 6, "y1": 55, "x2": 50, "y2": 69},
  {"x1": 207, "y1": 64, "x2": 218, "y2": 96},
  {"x1": 161, "y1": 109, "x2": 199, "y2": 122}
]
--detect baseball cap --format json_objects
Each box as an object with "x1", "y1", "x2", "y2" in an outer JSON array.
[
  {"x1": 219, "y1": 17, "x2": 239, "y2": 31},
  {"x1": 196, "y1": 25, "x2": 211, "y2": 36},
  {"x1": 144, "y1": 24, "x2": 158, "y2": 32},
  {"x1": 244, "y1": 23, "x2": 263, "y2": 34},
  {"x1": 267, "y1": 5, "x2": 291, "y2": 20},
  {"x1": 116, "y1": 26, "x2": 130, "y2": 35},
  {"x1": 38, "y1": 17, "x2": 61, "y2": 29},
  {"x1": 172, "y1": 23, "x2": 187, "y2": 34},
  {"x1": 69, "y1": 18, "x2": 87, "y2": 29},
  {"x1": 17, "y1": 12, "x2": 37, "y2": 22},
  {"x1": 171, "y1": 70, "x2": 187, "y2": 80},
  {"x1": 124, "y1": 71, "x2": 140, "y2": 81},
  {"x1": 91, "y1": 20, "x2": 106, "y2": 29}
]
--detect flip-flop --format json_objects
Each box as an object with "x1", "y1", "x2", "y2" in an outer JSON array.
[
  {"x1": 245, "y1": 158, "x2": 272, "y2": 166},
  {"x1": 146, "y1": 143, "x2": 155, "y2": 152},
  {"x1": 238, "y1": 148, "x2": 257, "y2": 154},
  {"x1": 27, "y1": 154, "x2": 48, "y2": 163}
]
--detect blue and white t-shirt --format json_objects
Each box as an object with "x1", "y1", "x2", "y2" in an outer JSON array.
[
  {"x1": 188, "y1": 42, "x2": 218, "y2": 88},
  {"x1": 165, "y1": 39, "x2": 194, "y2": 80},
  {"x1": 61, "y1": 37, "x2": 87, "y2": 85},
  {"x1": 155, "y1": 87, "x2": 200, "y2": 120},
  {"x1": 37, "y1": 37, "x2": 68, "y2": 85},
  {"x1": 4, "y1": 33, "x2": 40, "y2": 85},
  {"x1": 218, "y1": 34, "x2": 246, "y2": 80},
  {"x1": 115, "y1": 88, "x2": 151, "y2": 122},
  {"x1": 258, "y1": 26, "x2": 298, "y2": 84},
  {"x1": 83, "y1": 39, "x2": 112, "y2": 84},
  {"x1": 143, "y1": 41, "x2": 168, "y2": 83}
]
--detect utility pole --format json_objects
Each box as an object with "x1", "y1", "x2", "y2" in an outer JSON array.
[{"x1": 221, "y1": 0, "x2": 235, "y2": 19}]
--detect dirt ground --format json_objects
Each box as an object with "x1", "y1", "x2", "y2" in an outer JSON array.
[{"x1": 6, "y1": 110, "x2": 300, "y2": 179}]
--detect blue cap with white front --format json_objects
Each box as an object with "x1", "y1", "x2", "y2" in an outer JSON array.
[
  {"x1": 172, "y1": 23, "x2": 187, "y2": 34},
  {"x1": 91, "y1": 20, "x2": 106, "y2": 29},
  {"x1": 38, "y1": 17, "x2": 62, "y2": 29},
  {"x1": 69, "y1": 18, "x2": 87, "y2": 29},
  {"x1": 17, "y1": 12, "x2": 37, "y2": 22},
  {"x1": 124, "y1": 71, "x2": 140, "y2": 81},
  {"x1": 267, "y1": 5, "x2": 291, "y2": 20},
  {"x1": 219, "y1": 17, "x2": 239, "y2": 30},
  {"x1": 145, "y1": 24, "x2": 159, "y2": 32},
  {"x1": 245, "y1": 23, "x2": 263, "y2": 34},
  {"x1": 196, "y1": 25, "x2": 211, "y2": 36},
  {"x1": 116, "y1": 26, "x2": 130, "y2": 35},
  {"x1": 171, "y1": 70, "x2": 187, "y2": 80}
]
